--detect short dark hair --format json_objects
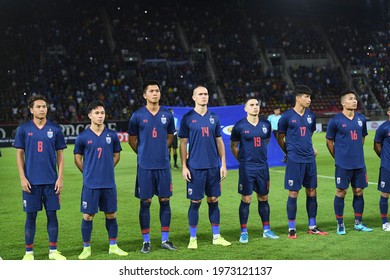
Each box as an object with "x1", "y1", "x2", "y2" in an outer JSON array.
[
  {"x1": 87, "y1": 100, "x2": 105, "y2": 113},
  {"x1": 339, "y1": 88, "x2": 357, "y2": 99},
  {"x1": 142, "y1": 80, "x2": 160, "y2": 93},
  {"x1": 28, "y1": 94, "x2": 48, "y2": 108},
  {"x1": 294, "y1": 85, "x2": 312, "y2": 96}
]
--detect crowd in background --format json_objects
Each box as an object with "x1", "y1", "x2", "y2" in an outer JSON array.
[{"x1": 0, "y1": 0, "x2": 389, "y2": 123}]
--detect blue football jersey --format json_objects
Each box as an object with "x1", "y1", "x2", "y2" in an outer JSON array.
[
  {"x1": 326, "y1": 112, "x2": 367, "y2": 169},
  {"x1": 13, "y1": 120, "x2": 67, "y2": 185},
  {"x1": 230, "y1": 117, "x2": 271, "y2": 169},
  {"x1": 128, "y1": 107, "x2": 175, "y2": 169},
  {"x1": 179, "y1": 109, "x2": 222, "y2": 169},
  {"x1": 74, "y1": 127, "x2": 122, "y2": 189},
  {"x1": 374, "y1": 120, "x2": 390, "y2": 171},
  {"x1": 278, "y1": 108, "x2": 316, "y2": 163}
]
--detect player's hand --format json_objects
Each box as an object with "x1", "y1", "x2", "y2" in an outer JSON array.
[
  {"x1": 21, "y1": 178, "x2": 31, "y2": 193},
  {"x1": 54, "y1": 178, "x2": 64, "y2": 194},
  {"x1": 220, "y1": 166, "x2": 227, "y2": 181},
  {"x1": 182, "y1": 167, "x2": 192, "y2": 182},
  {"x1": 314, "y1": 149, "x2": 318, "y2": 156}
]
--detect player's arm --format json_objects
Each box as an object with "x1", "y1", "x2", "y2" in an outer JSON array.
[
  {"x1": 113, "y1": 152, "x2": 120, "y2": 167},
  {"x1": 179, "y1": 137, "x2": 191, "y2": 182},
  {"x1": 230, "y1": 140, "x2": 239, "y2": 161},
  {"x1": 277, "y1": 132, "x2": 287, "y2": 154},
  {"x1": 326, "y1": 138, "x2": 335, "y2": 158},
  {"x1": 167, "y1": 133, "x2": 174, "y2": 147},
  {"x1": 16, "y1": 148, "x2": 31, "y2": 193},
  {"x1": 128, "y1": 135, "x2": 138, "y2": 154},
  {"x1": 74, "y1": 154, "x2": 84, "y2": 173},
  {"x1": 216, "y1": 136, "x2": 227, "y2": 180},
  {"x1": 55, "y1": 149, "x2": 64, "y2": 194},
  {"x1": 374, "y1": 142, "x2": 381, "y2": 157}
]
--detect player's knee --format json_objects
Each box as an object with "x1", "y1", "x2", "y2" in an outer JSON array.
[{"x1": 207, "y1": 196, "x2": 218, "y2": 203}]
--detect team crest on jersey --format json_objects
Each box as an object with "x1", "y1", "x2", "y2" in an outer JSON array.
[
  {"x1": 106, "y1": 135, "x2": 111, "y2": 144},
  {"x1": 161, "y1": 115, "x2": 167, "y2": 124},
  {"x1": 337, "y1": 177, "x2": 341, "y2": 184},
  {"x1": 23, "y1": 200, "x2": 27, "y2": 208},
  {"x1": 357, "y1": 118, "x2": 362, "y2": 127},
  {"x1": 82, "y1": 201, "x2": 87, "y2": 209},
  {"x1": 209, "y1": 116, "x2": 215, "y2": 124},
  {"x1": 381, "y1": 181, "x2": 386, "y2": 188},
  {"x1": 288, "y1": 180, "x2": 293, "y2": 186},
  {"x1": 188, "y1": 188, "x2": 193, "y2": 196},
  {"x1": 47, "y1": 129, "x2": 53, "y2": 139},
  {"x1": 262, "y1": 126, "x2": 268, "y2": 134},
  {"x1": 307, "y1": 115, "x2": 312, "y2": 124},
  {"x1": 239, "y1": 184, "x2": 243, "y2": 192}
]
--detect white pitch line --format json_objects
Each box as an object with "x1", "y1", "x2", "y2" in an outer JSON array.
[{"x1": 270, "y1": 169, "x2": 377, "y2": 185}]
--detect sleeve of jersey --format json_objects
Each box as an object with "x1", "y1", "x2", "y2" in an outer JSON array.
[
  {"x1": 374, "y1": 125, "x2": 383, "y2": 143},
  {"x1": 311, "y1": 113, "x2": 317, "y2": 133},
  {"x1": 178, "y1": 116, "x2": 189, "y2": 138},
  {"x1": 55, "y1": 127, "x2": 67, "y2": 150},
  {"x1": 127, "y1": 113, "x2": 138, "y2": 136},
  {"x1": 265, "y1": 120, "x2": 272, "y2": 139},
  {"x1": 362, "y1": 117, "x2": 368, "y2": 137},
  {"x1": 73, "y1": 135, "x2": 84, "y2": 155},
  {"x1": 215, "y1": 117, "x2": 222, "y2": 137},
  {"x1": 13, "y1": 125, "x2": 25, "y2": 149},
  {"x1": 325, "y1": 118, "x2": 336, "y2": 140},
  {"x1": 168, "y1": 115, "x2": 176, "y2": 134},
  {"x1": 113, "y1": 133, "x2": 122, "y2": 153},
  {"x1": 278, "y1": 114, "x2": 287, "y2": 133},
  {"x1": 230, "y1": 123, "x2": 240, "y2": 142}
]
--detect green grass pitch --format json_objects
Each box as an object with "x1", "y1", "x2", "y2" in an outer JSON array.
[{"x1": 1, "y1": 131, "x2": 389, "y2": 260}]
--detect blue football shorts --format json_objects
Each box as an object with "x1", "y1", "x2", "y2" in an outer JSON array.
[
  {"x1": 135, "y1": 167, "x2": 172, "y2": 200},
  {"x1": 80, "y1": 187, "x2": 117, "y2": 214},
  {"x1": 335, "y1": 165, "x2": 368, "y2": 190},
  {"x1": 284, "y1": 160, "x2": 317, "y2": 191},
  {"x1": 187, "y1": 167, "x2": 221, "y2": 200},
  {"x1": 22, "y1": 184, "x2": 60, "y2": 213},
  {"x1": 378, "y1": 167, "x2": 390, "y2": 193},
  {"x1": 238, "y1": 165, "x2": 270, "y2": 196}
]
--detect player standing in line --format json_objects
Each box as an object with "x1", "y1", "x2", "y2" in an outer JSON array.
[
  {"x1": 74, "y1": 100, "x2": 128, "y2": 259},
  {"x1": 179, "y1": 85, "x2": 231, "y2": 249},
  {"x1": 277, "y1": 85, "x2": 328, "y2": 239},
  {"x1": 326, "y1": 89, "x2": 373, "y2": 234},
  {"x1": 230, "y1": 98, "x2": 279, "y2": 243},
  {"x1": 14, "y1": 94, "x2": 67, "y2": 260},
  {"x1": 168, "y1": 108, "x2": 179, "y2": 169},
  {"x1": 374, "y1": 103, "x2": 390, "y2": 231},
  {"x1": 128, "y1": 80, "x2": 177, "y2": 253}
]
